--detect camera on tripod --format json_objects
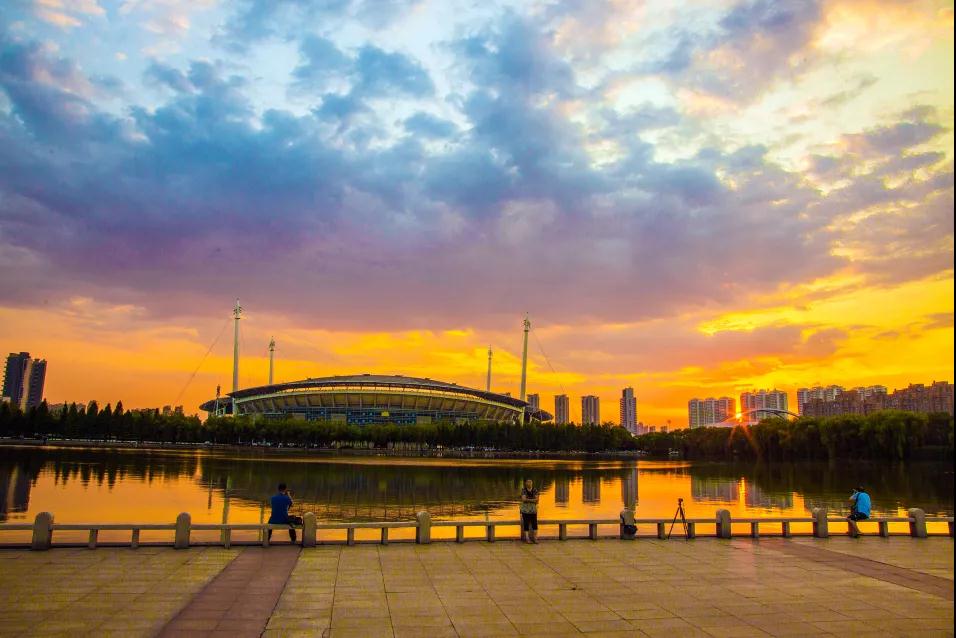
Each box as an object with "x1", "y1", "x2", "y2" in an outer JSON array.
[{"x1": 667, "y1": 497, "x2": 689, "y2": 539}]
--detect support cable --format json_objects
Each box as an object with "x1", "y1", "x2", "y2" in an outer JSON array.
[
  {"x1": 531, "y1": 327, "x2": 579, "y2": 422},
  {"x1": 531, "y1": 328, "x2": 567, "y2": 396},
  {"x1": 172, "y1": 317, "x2": 230, "y2": 407}
]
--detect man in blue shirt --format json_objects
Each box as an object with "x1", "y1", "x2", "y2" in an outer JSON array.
[
  {"x1": 268, "y1": 483, "x2": 303, "y2": 543},
  {"x1": 848, "y1": 486, "x2": 871, "y2": 521}
]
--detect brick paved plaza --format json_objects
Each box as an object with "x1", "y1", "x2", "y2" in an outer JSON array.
[{"x1": 0, "y1": 537, "x2": 952, "y2": 637}]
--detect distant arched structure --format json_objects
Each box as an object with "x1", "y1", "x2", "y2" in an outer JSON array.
[{"x1": 715, "y1": 408, "x2": 801, "y2": 426}]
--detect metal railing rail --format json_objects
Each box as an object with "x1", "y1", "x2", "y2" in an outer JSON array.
[{"x1": 2, "y1": 509, "x2": 952, "y2": 550}]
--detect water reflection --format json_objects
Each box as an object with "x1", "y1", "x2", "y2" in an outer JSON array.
[
  {"x1": 554, "y1": 475, "x2": 569, "y2": 506},
  {"x1": 622, "y1": 468, "x2": 637, "y2": 511},
  {"x1": 582, "y1": 474, "x2": 601, "y2": 504},
  {"x1": 746, "y1": 484, "x2": 793, "y2": 510},
  {"x1": 0, "y1": 463, "x2": 32, "y2": 522},
  {"x1": 691, "y1": 476, "x2": 740, "y2": 503},
  {"x1": 0, "y1": 446, "x2": 952, "y2": 529}
]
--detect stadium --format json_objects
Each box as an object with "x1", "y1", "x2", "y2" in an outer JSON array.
[{"x1": 200, "y1": 374, "x2": 552, "y2": 425}]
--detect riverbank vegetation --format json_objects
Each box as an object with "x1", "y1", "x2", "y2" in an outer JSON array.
[
  {"x1": 0, "y1": 401, "x2": 951, "y2": 459},
  {"x1": 0, "y1": 401, "x2": 637, "y2": 452},
  {"x1": 634, "y1": 411, "x2": 953, "y2": 460}
]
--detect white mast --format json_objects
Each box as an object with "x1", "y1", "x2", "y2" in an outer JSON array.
[
  {"x1": 232, "y1": 299, "x2": 242, "y2": 414},
  {"x1": 268, "y1": 337, "x2": 276, "y2": 385},
  {"x1": 519, "y1": 314, "x2": 530, "y2": 401},
  {"x1": 486, "y1": 346, "x2": 493, "y2": 392}
]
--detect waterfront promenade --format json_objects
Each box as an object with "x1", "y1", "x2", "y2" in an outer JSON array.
[{"x1": 0, "y1": 537, "x2": 952, "y2": 637}]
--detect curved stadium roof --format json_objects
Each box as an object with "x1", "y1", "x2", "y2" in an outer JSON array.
[{"x1": 201, "y1": 374, "x2": 552, "y2": 423}]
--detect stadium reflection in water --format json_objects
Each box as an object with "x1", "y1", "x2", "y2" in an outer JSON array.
[{"x1": 0, "y1": 446, "x2": 952, "y2": 542}]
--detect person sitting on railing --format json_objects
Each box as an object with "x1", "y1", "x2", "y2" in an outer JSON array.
[
  {"x1": 848, "y1": 486, "x2": 871, "y2": 522},
  {"x1": 269, "y1": 483, "x2": 303, "y2": 543},
  {"x1": 520, "y1": 479, "x2": 539, "y2": 544}
]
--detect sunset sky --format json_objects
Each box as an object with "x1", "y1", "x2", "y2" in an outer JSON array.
[{"x1": 0, "y1": 0, "x2": 952, "y2": 426}]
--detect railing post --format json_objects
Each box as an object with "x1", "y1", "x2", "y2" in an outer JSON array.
[
  {"x1": 686, "y1": 522, "x2": 696, "y2": 539},
  {"x1": 88, "y1": 529, "x2": 98, "y2": 549},
  {"x1": 131, "y1": 529, "x2": 140, "y2": 549},
  {"x1": 588, "y1": 523, "x2": 598, "y2": 540},
  {"x1": 750, "y1": 522, "x2": 759, "y2": 539},
  {"x1": 456, "y1": 525, "x2": 465, "y2": 543},
  {"x1": 31, "y1": 512, "x2": 54, "y2": 551},
  {"x1": 781, "y1": 521, "x2": 791, "y2": 538},
  {"x1": 346, "y1": 528, "x2": 355, "y2": 546},
  {"x1": 907, "y1": 508, "x2": 927, "y2": 538},
  {"x1": 559, "y1": 523, "x2": 567, "y2": 541},
  {"x1": 174, "y1": 512, "x2": 191, "y2": 549},
  {"x1": 302, "y1": 512, "x2": 316, "y2": 548},
  {"x1": 620, "y1": 510, "x2": 636, "y2": 540},
  {"x1": 812, "y1": 508, "x2": 828, "y2": 538},
  {"x1": 715, "y1": 509, "x2": 732, "y2": 539},
  {"x1": 657, "y1": 522, "x2": 666, "y2": 539},
  {"x1": 878, "y1": 521, "x2": 889, "y2": 538},
  {"x1": 949, "y1": 520, "x2": 954, "y2": 538},
  {"x1": 223, "y1": 528, "x2": 232, "y2": 549},
  {"x1": 381, "y1": 527, "x2": 389, "y2": 545},
  {"x1": 415, "y1": 511, "x2": 432, "y2": 544},
  {"x1": 486, "y1": 524, "x2": 495, "y2": 542}
]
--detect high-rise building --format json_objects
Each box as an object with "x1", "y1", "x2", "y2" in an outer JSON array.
[
  {"x1": 740, "y1": 389, "x2": 788, "y2": 424},
  {"x1": 526, "y1": 393, "x2": 540, "y2": 411},
  {"x1": 688, "y1": 397, "x2": 735, "y2": 428},
  {"x1": 619, "y1": 387, "x2": 637, "y2": 435},
  {"x1": 23, "y1": 359, "x2": 46, "y2": 410},
  {"x1": 796, "y1": 385, "x2": 844, "y2": 415},
  {"x1": 581, "y1": 395, "x2": 600, "y2": 425},
  {"x1": 853, "y1": 385, "x2": 888, "y2": 400},
  {"x1": 886, "y1": 382, "x2": 952, "y2": 415},
  {"x1": 554, "y1": 395, "x2": 570, "y2": 425},
  {"x1": 2, "y1": 353, "x2": 30, "y2": 406},
  {"x1": 801, "y1": 381, "x2": 954, "y2": 417},
  {"x1": 2, "y1": 352, "x2": 46, "y2": 411}
]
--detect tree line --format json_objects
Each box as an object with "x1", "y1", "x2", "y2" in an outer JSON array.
[
  {"x1": 1, "y1": 401, "x2": 951, "y2": 459},
  {"x1": 0, "y1": 400, "x2": 638, "y2": 453},
  {"x1": 0, "y1": 400, "x2": 205, "y2": 443},
  {"x1": 634, "y1": 410, "x2": 953, "y2": 460}
]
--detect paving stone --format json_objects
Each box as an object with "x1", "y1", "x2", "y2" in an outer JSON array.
[
  {"x1": 3, "y1": 537, "x2": 954, "y2": 636},
  {"x1": 0, "y1": 547, "x2": 235, "y2": 636}
]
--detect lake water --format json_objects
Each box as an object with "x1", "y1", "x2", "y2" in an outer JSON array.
[{"x1": 1, "y1": 445, "x2": 952, "y2": 542}]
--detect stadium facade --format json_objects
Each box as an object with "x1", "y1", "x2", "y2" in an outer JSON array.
[{"x1": 200, "y1": 374, "x2": 552, "y2": 425}]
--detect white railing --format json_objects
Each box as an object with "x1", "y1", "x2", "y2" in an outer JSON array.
[{"x1": 2, "y1": 508, "x2": 952, "y2": 550}]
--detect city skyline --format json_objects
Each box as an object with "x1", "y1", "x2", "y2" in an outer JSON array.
[
  {"x1": 0, "y1": 1, "x2": 952, "y2": 425},
  {"x1": 4, "y1": 338, "x2": 953, "y2": 427}
]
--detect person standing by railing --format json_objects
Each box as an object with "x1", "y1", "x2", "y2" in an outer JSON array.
[
  {"x1": 520, "y1": 479, "x2": 539, "y2": 544},
  {"x1": 269, "y1": 483, "x2": 303, "y2": 543}
]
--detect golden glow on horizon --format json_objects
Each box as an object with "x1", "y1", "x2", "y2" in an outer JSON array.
[{"x1": 0, "y1": 269, "x2": 951, "y2": 427}]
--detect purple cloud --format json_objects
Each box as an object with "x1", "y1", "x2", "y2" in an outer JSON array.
[{"x1": 0, "y1": 5, "x2": 951, "y2": 336}]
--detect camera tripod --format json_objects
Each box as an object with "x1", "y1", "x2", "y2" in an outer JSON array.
[{"x1": 667, "y1": 498, "x2": 688, "y2": 540}]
